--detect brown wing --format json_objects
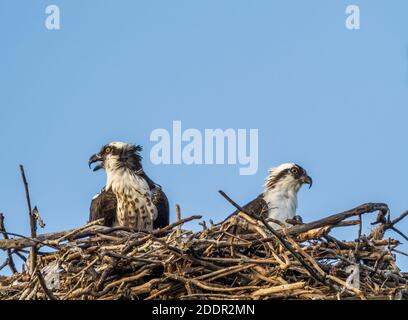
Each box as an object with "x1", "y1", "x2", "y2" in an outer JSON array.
[
  {"x1": 89, "y1": 189, "x2": 117, "y2": 227},
  {"x1": 223, "y1": 194, "x2": 268, "y2": 223},
  {"x1": 151, "y1": 187, "x2": 169, "y2": 229},
  {"x1": 141, "y1": 171, "x2": 169, "y2": 229}
]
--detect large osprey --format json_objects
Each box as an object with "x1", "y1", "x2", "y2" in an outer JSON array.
[
  {"x1": 229, "y1": 163, "x2": 312, "y2": 228},
  {"x1": 88, "y1": 142, "x2": 169, "y2": 231}
]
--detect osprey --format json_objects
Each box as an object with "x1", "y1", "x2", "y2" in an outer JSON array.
[
  {"x1": 88, "y1": 142, "x2": 169, "y2": 231},
  {"x1": 228, "y1": 163, "x2": 312, "y2": 228}
]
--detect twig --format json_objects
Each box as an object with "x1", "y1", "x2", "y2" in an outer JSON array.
[
  {"x1": 36, "y1": 270, "x2": 58, "y2": 300},
  {"x1": 20, "y1": 165, "x2": 37, "y2": 275},
  {"x1": 369, "y1": 210, "x2": 408, "y2": 240},
  {"x1": 0, "y1": 213, "x2": 17, "y2": 273},
  {"x1": 153, "y1": 215, "x2": 202, "y2": 236},
  {"x1": 176, "y1": 204, "x2": 181, "y2": 237},
  {"x1": 393, "y1": 249, "x2": 408, "y2": 257},
  {"x1": 286, "y1": 203, "x2": 389, "y2": 236},
  {"x1": 0, "y1": 259, "x2": 9, "y2": 272},
  {"x1": 251, "y1": 282, "x2": 306, "y2": 298},
  {"x1": 0, "y1": 231, "x2": 61, "y2": 250},
  {"x1": 390, "y1": 226, "x2": 408, "y2": 242},
  {"x1": 355, "y1": 213, "x2": 363, "y2": 258}
]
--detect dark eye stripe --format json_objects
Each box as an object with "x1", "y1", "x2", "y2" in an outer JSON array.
[
  {"x1": 266, "y1": 164, "x2": 308, "y2": 190},
  {"x1": 293, "y1": 165, "x2": 306, "y2": 177}
]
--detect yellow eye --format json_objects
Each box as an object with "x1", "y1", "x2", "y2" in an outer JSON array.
[
  {"x1": 291, "y1": 167, "x2": 299, "y2": 175},
  {"x1": 105, "y1": 147, "x2": 112, "y2": 154}
]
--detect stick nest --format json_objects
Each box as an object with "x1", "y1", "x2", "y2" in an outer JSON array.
[{"x1": 1, "y1": 202, "x2": 408, "y2": 300}]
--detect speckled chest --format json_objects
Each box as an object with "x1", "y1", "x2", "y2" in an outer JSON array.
[{"x1": 110, "y1": 172, "x2": 158, "y2": 231}]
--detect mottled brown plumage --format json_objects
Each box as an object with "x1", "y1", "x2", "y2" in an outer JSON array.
[
  {"x1": 224, "y1": 195, "x2": 269, "y2": 222},
  {"x1": 88, "y1": 142, "x2": 169, "y2": 231},
  {"x1": 150, "y1": 186, "x2": 170, "y2": 229},
  {"x1": 89, "y1": 189, "x2": 117, "y2": 227}
]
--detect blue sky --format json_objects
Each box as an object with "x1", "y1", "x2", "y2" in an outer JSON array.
[{"x1": 1, "y1": 0, "x2": 407, "y2": 274}]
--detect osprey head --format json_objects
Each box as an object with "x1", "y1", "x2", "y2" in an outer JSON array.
[
  {"x1": 88, "y1": 142, "x2": 143, "y2": 173},
  {"x1": 264, "y1": 163, "x2": 312, "y2": 192}
]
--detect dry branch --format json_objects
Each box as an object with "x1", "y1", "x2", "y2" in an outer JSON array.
[
  {"x1": 0, "y1": 214, "x2": 17, "y2": 274},
  {"x1": 19, "y1": 165, "x2": 37, "y2": 275}
]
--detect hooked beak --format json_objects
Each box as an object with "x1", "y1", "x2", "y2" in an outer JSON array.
[
  {"x1": 88, "y1": 153, "x2": 104, "y2": 172},
  {"x1": 302, "y1": 175, "x2": 313, "y2": 189}
]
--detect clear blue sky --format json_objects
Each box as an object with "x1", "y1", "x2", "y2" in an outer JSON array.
[{"x1": 1, "y1": 0, "x2": 407, "y2": 274}]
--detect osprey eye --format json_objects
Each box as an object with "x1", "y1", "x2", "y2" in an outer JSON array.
[
  {"x1": 105, "y1": 147, "x2": 112, "y2": 154},
  {"x1": 291, "y1": 167, "x2": 299, "y2": 175}
]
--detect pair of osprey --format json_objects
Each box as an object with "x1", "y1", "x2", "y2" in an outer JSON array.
[{"x1": 88, "y1": 142, "x2": 312, "y2": 230}]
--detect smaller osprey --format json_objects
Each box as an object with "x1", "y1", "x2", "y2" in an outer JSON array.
[
  {"x1": 88, "y1": 142, "x2": 169, "y2": 232},
  {"x1": 228, "y1": 163, "x2": 312, "y2": 228}
]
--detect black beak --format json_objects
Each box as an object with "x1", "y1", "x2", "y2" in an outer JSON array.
[
  {"x1": 88, "y1": 153, "x2": 104, "y2": 172},
  {"x1": 302, "y1": 175, "x2": 313, "y2": 189}
]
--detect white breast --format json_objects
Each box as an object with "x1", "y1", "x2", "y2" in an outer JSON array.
[
  {"x1": 262, "y1": 189, "x2": 298, "y2": 229},
  {"x1": 107, "y1": 168, "x2": 157, "y2": 230}
]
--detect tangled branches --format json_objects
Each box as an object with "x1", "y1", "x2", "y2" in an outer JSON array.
[{"x1": 0, "y1": 196, "x2": 407, "y2": 300}]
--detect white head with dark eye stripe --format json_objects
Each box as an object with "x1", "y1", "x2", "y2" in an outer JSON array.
[
  {"x1": 262, "y1": 163, "x2": 312, "y2": 227},
  {"x1": 264, "y1": 163, "x2": 312, "y2": 193},
  {"x1": 88, "y1": 142, "x2": 143, "y2": 173},
  {"x1": 88, "y1": 142, "x2": 146, "y2": 192}
]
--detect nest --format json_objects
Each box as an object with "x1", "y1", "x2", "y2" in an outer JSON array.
[{"x1": 0, "y1": 197, "x2": 408, "y2": 300}]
